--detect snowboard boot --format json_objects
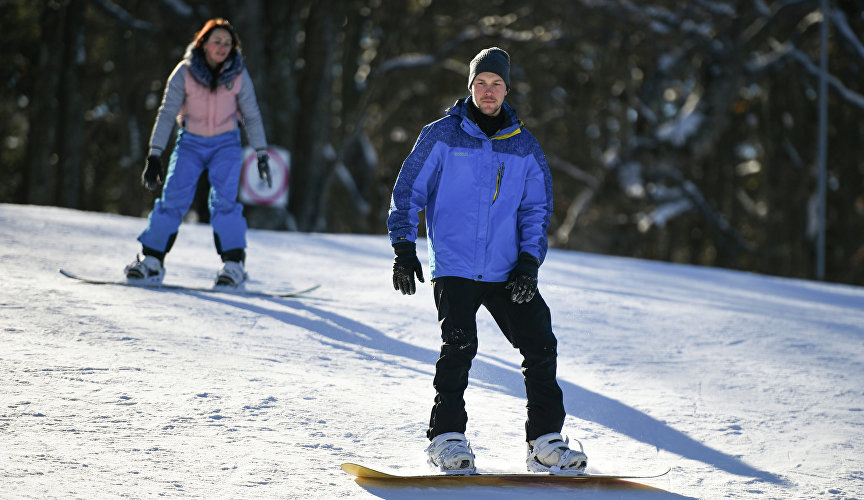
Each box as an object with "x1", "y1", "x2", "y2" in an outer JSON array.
[
  {"x1": 124, "y1": 255, "x2": 165, "y2": 284},
  {"x1": 216, "y1": 260, "x2": 247, "y2": 287},
  {"x1": 426, "y1": 432, "x2": 476, "y2": 474},
  {"x1": 526, "y1": 432, "x2": 587, "y2": 474}
]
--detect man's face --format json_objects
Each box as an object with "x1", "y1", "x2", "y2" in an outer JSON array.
[{"x1": 470, "y1": 72, "x2": 507, "y2": 116}]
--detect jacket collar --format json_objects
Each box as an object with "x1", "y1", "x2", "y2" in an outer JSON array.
[
  {"x1": 446, "y1": 97, "x2": 521, "y2": 140},
  {"x1": 184, "y1": 43, "x2": 245, "y2": 87}
]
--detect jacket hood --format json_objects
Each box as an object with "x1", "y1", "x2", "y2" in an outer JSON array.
[{"x1": 183, "y1": 42, "x2": 245, "y2": 87}]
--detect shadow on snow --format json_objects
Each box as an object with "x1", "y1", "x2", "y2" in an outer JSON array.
[{"x1": 191, "y1": 291, "x2": 785, "y2": 486}]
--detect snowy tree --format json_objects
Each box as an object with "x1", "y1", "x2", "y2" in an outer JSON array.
[{"x1": 2, "y1": 0, "x2": 863, "y2": 284}]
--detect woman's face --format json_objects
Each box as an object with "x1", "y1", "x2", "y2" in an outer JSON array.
[{"x1": 202, "y1": 28, "x2": 233, "y2": 68}]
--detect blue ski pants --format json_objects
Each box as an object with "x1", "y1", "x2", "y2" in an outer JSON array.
[{"x1": 138, "y1": 128, "x2": 246, "y2": 255}]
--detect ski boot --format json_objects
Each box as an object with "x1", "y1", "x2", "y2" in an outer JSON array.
[
  {"x1": 526, "y1": 432, "x2": 587, "y2": 474},
  {"x1": 216, "y1": 260, "x2": 247, "y2": 287},
  {"x1": 124, "y1": 255, "x2": 165, "y2": 284},
  {"x1": 426, "y1": 432, "x2": 476, "y2": 474}
]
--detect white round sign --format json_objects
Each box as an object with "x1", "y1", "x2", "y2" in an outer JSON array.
[{"x1": 240, "y1": 146, "x2": 290, "y2": 207}]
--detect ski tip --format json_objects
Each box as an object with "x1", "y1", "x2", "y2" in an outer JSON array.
[
  {"x1": 340, "y1": 462, "x2": 402, "y2": 479},
  {"x1": 341, "y1": 463, "x2": 374, "y2": 477},
  {"x1": 59, "y1": 268, "x2": 88, "y2": 281},
  {"x1": 272, "y1": 283, "x2": 322, "y2": 297}
]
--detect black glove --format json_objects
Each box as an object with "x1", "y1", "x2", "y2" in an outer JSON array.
[
  {"x1": 392, "y1": 241, "x2": 425, "y2": 295},
  {"x1": 505, "y1": 252, "x2": 540, "y2": 304},
  {"x1": 141, "y1": 155, "x2": 164, "y2": 191},
  {"x1": 257, "y1": 152, "x2": 272, "y2": 188}
]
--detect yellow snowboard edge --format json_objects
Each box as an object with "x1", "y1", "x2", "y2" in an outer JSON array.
[{"x1": 340, "y1": 462, "x2": 668, "y2": 490}]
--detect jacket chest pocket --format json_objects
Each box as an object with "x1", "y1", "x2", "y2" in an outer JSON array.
[
  {"x1": 183, "y1": 79, "x2": 211, "y2": 121},
  {"x1": 490, "y1": 161, "x2": 526, "y2": 209},
  {"x1": 183, "y1": 76, "x2": 241, "y2": 124}
]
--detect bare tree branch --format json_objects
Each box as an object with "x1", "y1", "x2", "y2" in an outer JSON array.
[
  {"x1": 829, "y1": 8, "x2": 864, "y2": 65},
  {"x1": 153, "y1": 0, "x2": 197, "y2": 19},
  {"x1": 748, "y1": 41, "x2": 864, "y2": 109},
  {"x1": 87, "y1": 0, "x2": 157, "y2": 32},
  {"x1": 547, "y1": 155, "x2": 601, "y2": 189}
]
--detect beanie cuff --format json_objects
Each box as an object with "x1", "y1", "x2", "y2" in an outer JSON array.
[{"x1": 468, "y1": 47, "x2": 511, "y2": 90}]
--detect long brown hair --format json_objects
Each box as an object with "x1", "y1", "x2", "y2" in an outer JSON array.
[{"x1": 192, "y1": 18, "x2": 241, "y2": 52}]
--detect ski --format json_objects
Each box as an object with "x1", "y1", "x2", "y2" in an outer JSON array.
[
  {"x1": 59, "y1": 268, "x2": 320, "y2": 298},
  {"x1": 341, "y1": 462, "x2": 669, "y2": 489}
]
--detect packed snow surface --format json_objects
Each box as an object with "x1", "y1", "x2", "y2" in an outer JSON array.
[{"x1": 1, "y1": 204, "x2": 862, "y2": 499}]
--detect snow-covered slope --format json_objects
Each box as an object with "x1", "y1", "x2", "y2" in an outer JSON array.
[{"x1": 1, "y1": 203, "x2": 862, "y2": 499}]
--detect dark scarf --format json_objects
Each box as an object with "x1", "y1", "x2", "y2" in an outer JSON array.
[
  {"x1": 467, "y1": 99, "x2": 507, "y2": 137},
  {"x1": 185, "y1": 45, "x2": 245, "y2": 92}
]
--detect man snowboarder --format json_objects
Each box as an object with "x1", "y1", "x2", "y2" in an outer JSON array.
[{"x1": 387, "y1": 47, "x2": 588, "y2": 474}]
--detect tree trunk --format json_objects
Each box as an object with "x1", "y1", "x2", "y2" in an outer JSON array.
[
  {"x1": 25, "y1": 3, "x2": 63, "y2": 205},
  {"x1": 56, "y1": 0, "x2": 85, "y2": 208},
  {"x1": 290, "y1": 0, "x2": 340, "y2": 231}
]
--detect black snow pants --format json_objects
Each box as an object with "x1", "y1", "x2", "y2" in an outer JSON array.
[{"x1": 427, "y1": 277, "x2": 566, "y2": 442}]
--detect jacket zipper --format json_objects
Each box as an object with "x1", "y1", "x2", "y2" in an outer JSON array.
[{"x1": 492, "y1": 162, "x2": 505, "y2": 204}]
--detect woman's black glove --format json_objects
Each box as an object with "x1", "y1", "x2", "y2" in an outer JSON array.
[
  {"x1": 257, "y1": 152, "x2": 272, "y2": 188},
  {"x1": 141, "y1": 155, "x2": 164, "y2": 191}
]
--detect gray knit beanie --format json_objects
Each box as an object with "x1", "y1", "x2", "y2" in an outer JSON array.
[{"x1": 468, "y1": 47, "x2": 510, "y2": 90}]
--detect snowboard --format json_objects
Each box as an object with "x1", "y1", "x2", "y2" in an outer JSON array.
[
  {"x1": 59, "y1": 268, "x2": 320, "y2": 298},
  {"x1": 340, "y1": 462, "x2": 669, "y2": 490}
]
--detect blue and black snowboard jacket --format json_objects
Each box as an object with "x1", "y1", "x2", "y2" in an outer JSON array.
[{"x1": 387, "y1": 96, "x2": 553, "y2": 282}]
